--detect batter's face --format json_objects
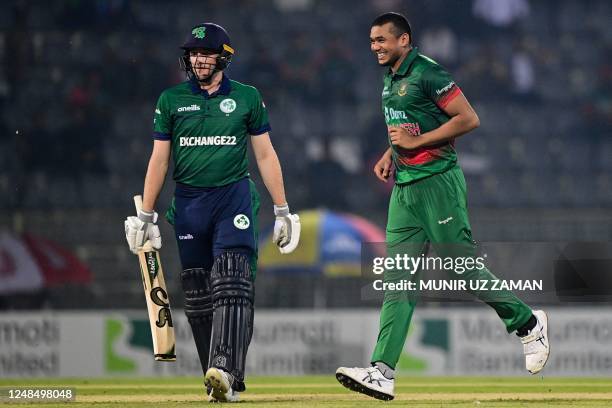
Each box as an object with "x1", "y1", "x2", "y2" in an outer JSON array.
[
  {"x1": 370, "y1": 23, "x2": 410, "y2": 67},
  {"x1": 189, "y1": 49, "x2": 218, "y2": 81}
]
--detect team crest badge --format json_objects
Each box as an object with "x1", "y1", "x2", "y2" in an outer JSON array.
[
  {"x1": 192, "y1": 27, "x2": 206, "y2": 39},
  {"x1": 398, "y1": 82, "x2": 408, "y2": 96},
  {"x1": 234, "y1": 214, "x2": 250, "y2": 230},
  {"x1": 220, "y1": 98, "x2": 237, "y2": 114}
]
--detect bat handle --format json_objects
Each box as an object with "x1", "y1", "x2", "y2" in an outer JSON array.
[
  {"x1": 134, "y1": 194, "x2": 155, "y2": 252},
  {"x1": 134, "y1": 195, "x2": 143, "y2": 213}
]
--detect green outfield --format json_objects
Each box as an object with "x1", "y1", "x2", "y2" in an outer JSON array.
[{"x1": 1, "y1": 376, "x2": 612, "y2": 407}]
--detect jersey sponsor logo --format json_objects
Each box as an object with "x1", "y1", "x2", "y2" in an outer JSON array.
[
  {"x1": 438, "y1": 216, "x2": 453, "y2": 225},
  {"x1": 177, "y1": 104, "x2": 201, "y2": 112},
  {"x1": 178, "y1": 234, "x2": 194, "y2": 240},
  {"x1": 398, "y1": 82, "x2": 408, "y2": 96},
  {"x1": 179, "y1": 136, "x2": 237, "y2": 146},
  {"x1": 400, "y1": 122, "x2": 421, "y2": 136},
  {"x1": 219, "y1": 98, "x2": 237, "y2": 114},
  {"x1": 233, "y1": 214, "x2": 250, "y2": 230},
  {"x1": 384, "y1": 107, "x2": 408, "y2": 123},
  {"x1": 436, "y1": 81, "x2": 455, "y2": 96}
]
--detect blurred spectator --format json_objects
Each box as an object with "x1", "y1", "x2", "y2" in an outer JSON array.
[
  {"x1": 248, "y1": 44, "x2": 282, "y2": 106},
  {"x1": 420, "y1": 25, "x2": 458, "y2": 68},
  {"x1": 472, "y1": 0, "x2": 530, "y2": 27},
  {"x1": 459, "y1": 42, "x2": 510, "y2": 100},
  {"x1": 5, "y1": 2, "x2": 32, "y2": 99},
  {"x1": 306, "y1": 135, "x2": 350, "y2": 210},
  {"x1": 510, "y1": 41, "x2": 537, "y2": 102},
  {"x1": 63, "y1": 108, "x2": 107, "y2": 178},
  {"x1": 279, "y1": 32, "x2": 317, "y2": 103},
  {"x1": 311, "y1": 36, "x2": 356, "y2": 106}
]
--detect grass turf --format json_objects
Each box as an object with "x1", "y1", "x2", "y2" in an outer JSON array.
[{"x1": 1, "y1": 376, "x2": 611, "y2": 407}]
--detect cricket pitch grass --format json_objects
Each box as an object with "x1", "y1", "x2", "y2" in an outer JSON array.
[{"x1": 1, "y1": 376, "x2": 612, "y2": 407}]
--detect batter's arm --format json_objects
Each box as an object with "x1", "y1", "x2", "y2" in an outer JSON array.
[
  {"x1": 142, "y1": 140, "x2": 171, "y2": 212},
  {"x1": 251, "y1": 132, "x2": 287, "y2": 206}
]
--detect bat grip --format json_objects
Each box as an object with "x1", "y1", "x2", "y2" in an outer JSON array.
[
  {"x1": 133, "y1": 195, "x2": 154, "y2": 252},
  {"x1": 134, "y1": 195, "x2": 143, "y2": 213}
]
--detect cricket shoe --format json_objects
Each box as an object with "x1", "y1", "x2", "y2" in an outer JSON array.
[
  {"x1": 336, "y1": 366, "x2": 394, "y2": 401},
  {"x1": 205, "y1": 367, "x2": 239, "y2": 403},
  {"x1": 519, "y1": 310, "x2": 550, "y2": 374}
]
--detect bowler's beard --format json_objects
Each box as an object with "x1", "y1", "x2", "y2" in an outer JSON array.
[{"x1": 378, "y1": 51, "x2": 400, "y2": 67}]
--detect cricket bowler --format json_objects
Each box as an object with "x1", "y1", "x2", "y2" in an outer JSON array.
[
  {"x1": 336, "y1": 13, "x2": 549, "y2": 401},
  {"x1": 124, "y1": 22, "x2": 300, "y2": 402}
]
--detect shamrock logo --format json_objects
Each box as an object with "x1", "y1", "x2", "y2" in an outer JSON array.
[
  {"x1": 233, "y1": 214, "x2": 250, "y2": 230},
  {"x1": 192, "y1": 27, "x2": 206, "y2": 39},
  {"x1": 220, "y1": 98, "x2": 237, "y2": 114}
]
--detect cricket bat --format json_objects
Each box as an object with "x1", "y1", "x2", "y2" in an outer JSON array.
[{"x1": 133, "y1": 195, "x2": 176, "y2": 361}]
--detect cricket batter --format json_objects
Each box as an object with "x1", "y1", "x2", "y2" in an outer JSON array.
[
  {"x1": 124, "y1": 23, "x2": 300, "y2": 402},
  {"x1": 336, "y1": 13, "x2": 549, "y2": 400}
]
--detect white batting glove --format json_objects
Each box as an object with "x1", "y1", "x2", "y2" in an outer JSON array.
[
  {"x1": 124, "y1": 209, "x2": 162, "y2": 254},
  {"x1": 273, "y1": 204, "x2": 300, "y2": 254}
]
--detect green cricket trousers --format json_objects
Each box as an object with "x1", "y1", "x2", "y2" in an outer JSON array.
[{"x1": 371, "y1": 164, "x2": 533, "y2": 368}]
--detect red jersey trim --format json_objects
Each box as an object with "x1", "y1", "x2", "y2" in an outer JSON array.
[
  {"x1": 437, "y1": 86, "x2": 461, "y2": 109},
  {"x1": 397, "y1": 147, "x2": 442, "y2": 166}
]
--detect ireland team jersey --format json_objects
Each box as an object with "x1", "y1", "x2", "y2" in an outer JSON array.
[
  {"x1": 382, "y1": 47, "x2": 461, "y2": 184},
  {"x1": 153, "y1": 75, "x2": 270, "y2": 187}
]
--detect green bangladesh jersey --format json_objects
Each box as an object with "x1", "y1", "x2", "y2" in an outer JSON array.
[
  {"x1": 153, "y1": 75, "x2": 271, "y2": 187},
  {"x1": 382, "y1": 47, "x2": 462, "y2": 184}
]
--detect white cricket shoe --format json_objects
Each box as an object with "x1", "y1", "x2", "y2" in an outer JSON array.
[
  {"x1": 519, "y1": 310, "x2": 550, "y2": 374},
  {"x1": 205, "y1": 367, "x2": 239, "y2": 403},
  {"x1": 336, "y1": 366, "x2": 394, "y2": 401}
]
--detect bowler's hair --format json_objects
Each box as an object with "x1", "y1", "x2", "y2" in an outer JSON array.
[{"x1": 371, "y1": 12, "x2": 412, "y2": 44}]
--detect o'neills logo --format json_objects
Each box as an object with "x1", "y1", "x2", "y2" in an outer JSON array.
[{"x1": 177, "y1": 104, "x2": 200, "y2": 112}]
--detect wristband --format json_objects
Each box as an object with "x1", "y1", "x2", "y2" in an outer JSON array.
[
  {"x1": 274, "y1": 204, "x2": 289, "y2": 216},
  {"x1": 137, "y1": 209, "x2": 156, "y2": 223}
]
